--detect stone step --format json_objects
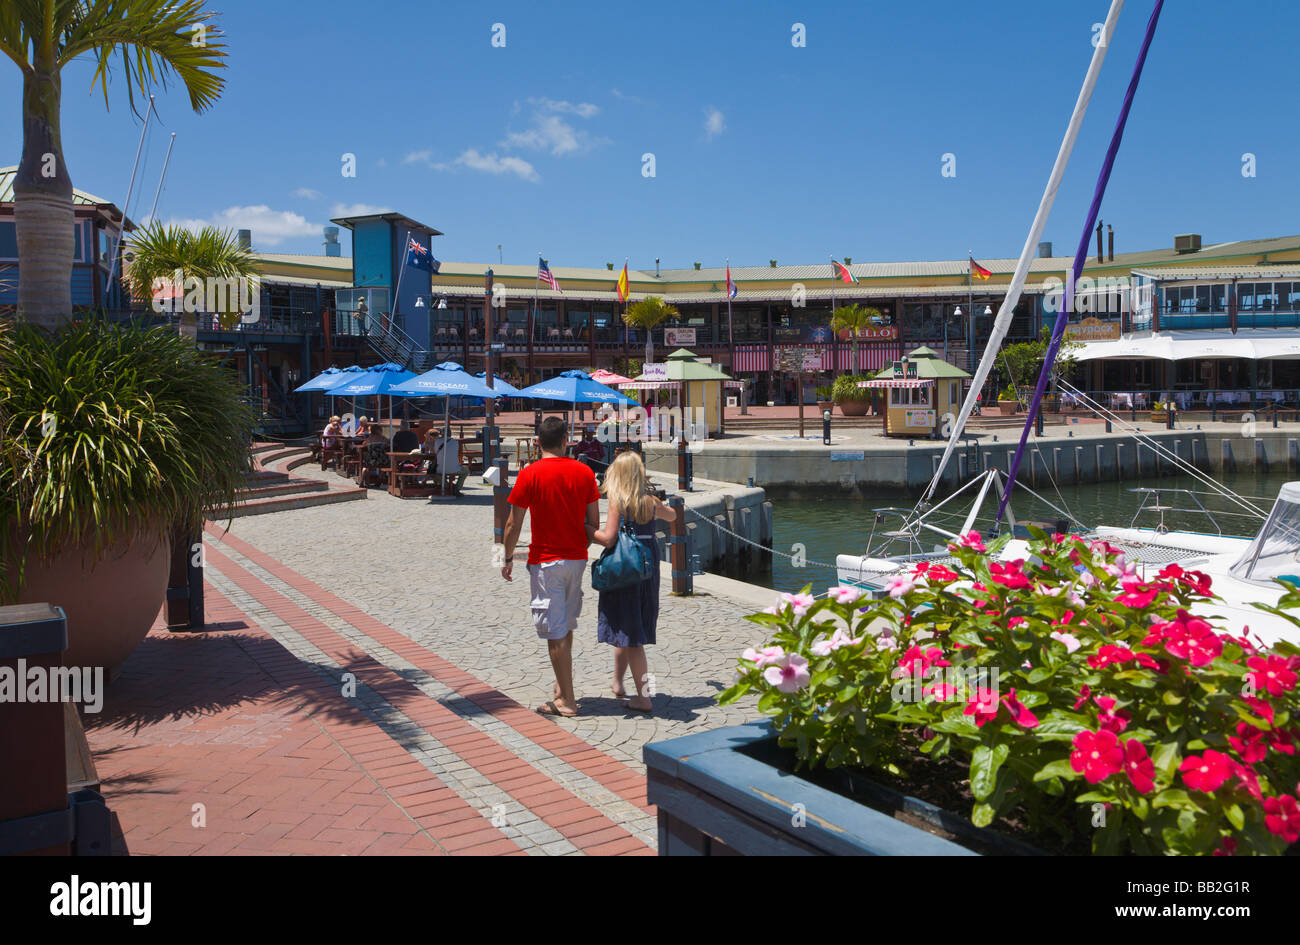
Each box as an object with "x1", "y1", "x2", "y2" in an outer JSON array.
[
  {"x1": 239, "y1": 479, "x2": 331, "y2": 499},
  {"x1": 250, "y1": 442, "x2": 281, "y2": 455},
  {"x1": 244, "y1": 469, "x2": 289, "y2": 484},
  {"x1": 221, "y1": 485, "x2": 367, "y2": 518},
  {"x1": 259, "y1": 446, "x2": 309, "y2": 467}
]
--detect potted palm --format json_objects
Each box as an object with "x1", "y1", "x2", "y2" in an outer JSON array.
[
  {"x1": 815, "y1": 385, "x2": 835, "y2": 414},
  {"x1": 623, "y1": 296, "x2": 679, "y2": 366},
  {"x1": 0, "y1": 317, "x2": 255, "y2": 673},
  {"x1": 832, "y1": 374, "x2": 872, "y2": 417},
  {"x1": 830, "y1": 304, "x2": 885, "y2": 374}
]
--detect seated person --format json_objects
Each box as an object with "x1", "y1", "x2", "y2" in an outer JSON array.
[
  {"x1": 572, "y1": 430, "x2": 607, "y2": 474},
  {"x1": 354, "y1": 416, "x2": 372, "y2": 438},
  {"x1": 322, "y1": 415, "x2": 343, "y2": 449},
  {"x1": 426, "y1": 430, "x2": 468, "y2": 494}
]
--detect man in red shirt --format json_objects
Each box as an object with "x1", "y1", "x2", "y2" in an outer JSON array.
[{"x1": 502, "y1": 417, "x2": 599, "y2": 718}]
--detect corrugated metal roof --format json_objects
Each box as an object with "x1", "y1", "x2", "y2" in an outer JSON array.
[
  {"x1": 0, "y1": 165, "x2": 119, "y2": 207},
  {"x1": 1132, "y1": 265, "x2": 1300, "y2": 282}
]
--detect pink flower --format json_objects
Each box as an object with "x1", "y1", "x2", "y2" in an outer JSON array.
[
  {"x1": 959, "y1": 531, "x2": 986, "y2": 553},
  {"x1": 896, "y1": 645, "x2": 950, "y2": 677},
  {"x1": 763, "y1": 654, "x2": 811, "y2": 693},
  {"x1": 1000, "y1": 688, "x2": 1039, "y2": 728},
  {"x1": 1115, "y1": 580, "x2": 1159, "y2": 609},
  {"x1": 1123, "y1": 739, "x2": 1155, "y2": 794},
  {"x1": 780, "y1": 592, "x2": 816, "y2": 616},
  {"x1": 827, "y1": 585, "x2": 864, "y2": 605},
  {"x1": 1241, "y1": 695, "x2": 1276, "y2": 725},
  {"x1": 989, "y1": 560, "x2": 1031, "y2": 590},
  {"x1": 811, "y1": 628, "x2": 863, "y2": 657},
  {"x1": 1071, "y1": 730, "x2": 1124, "y2": 784},
  {"x1": 1087, "y1": 644, "x2": 1137, "y2": 669},
  {"x1": 1245, "y1": 655, "x2": 1298, "y2": 696},
  {"x1": 1072, "y1": 684, "x2": 1092, "y2": 711},
  {"x1": 1228, "y1": 723, "x2": 1269, "y2": 764},
  {"x1": 1213, "y1": 837, "x2": 1239, "y2": 857},
  {"x1": 1263, "y1": 795, "x2": 1300, "y2": 843},
  {"x1": 1146, "y1": 610, "x2": 1223, "y2": 667},
  {"x1": 1050, "y1": 631, "x2": 1081, "y2": 653},
  {"x1": 1180, "y1": 750, "x2": 1232, "y2": 793},
  {"x1": 963, "y1": 688, "x2": 999, "y2": 728},
  {"x1": 742, "y1": 645, "x2": 785, "y2": 668},
  {"x1": 885, "y1": 574, "x2": 915, "y2": 599}
]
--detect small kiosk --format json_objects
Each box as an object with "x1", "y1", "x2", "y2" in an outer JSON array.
[
  {"x1": 861, "y1": 346, "x2": 970, "y2": 438},
  {"x1": 621, "y1": 348, "x2": 733, "y2": 437}
]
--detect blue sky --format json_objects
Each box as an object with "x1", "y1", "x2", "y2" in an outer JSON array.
[{"x1": 4, "y1": 0, "x2": 1296, "y2": 268}]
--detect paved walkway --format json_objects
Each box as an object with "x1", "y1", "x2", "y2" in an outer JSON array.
[{"x1": 85, "y1": 476, "x2": 769, "y2": 855}]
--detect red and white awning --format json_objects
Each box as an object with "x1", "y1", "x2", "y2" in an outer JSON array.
[
  {"x1": 861, "y1": 377, "x2": 935, "y2": 388},
  {"x1": 620, "y1": 380, "x2": 682, "y2": 390}
]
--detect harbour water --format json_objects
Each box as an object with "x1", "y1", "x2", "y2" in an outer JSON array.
[{"x1": 758, "y1": 471, "x2": 1292, "y2": 594}]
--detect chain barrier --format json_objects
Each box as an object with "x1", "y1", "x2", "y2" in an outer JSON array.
[{"x1": 681, "y1": 505, "x2": 839, "y2": 570}]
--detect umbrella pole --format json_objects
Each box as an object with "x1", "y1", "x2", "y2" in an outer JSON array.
[{"x1": 442, "y1": 395, "x2": 450, "y2": 495}]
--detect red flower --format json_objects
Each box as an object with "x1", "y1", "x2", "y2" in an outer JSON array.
[
  {"x1": 896, "y1": 645, "x2": 950, "y2": 677},
  {"x1": 1148, "y1": 610, "x2": 1222, "y2": 667},
  {"x1": 1001, "y1": 688, "x2": 1039, "y2": 729},
  {"x1": 963, "y1": 688, "x2": 999, "y2": 728},
  {"x1": 1116, "y1": 580, "x2": 1159, "y2": 609},
  {"x1": 1088, "y1": 644, "x2": 1137, "y2": 670},
  {"x1": 1071, "y1": 730, "x2": 1124, "y2": 784},
  {"x1": 1072, "y1": 684, "x2": 1092, "y2": 711},
  {"x1": 1241, "y1": 695, "x2": 1276, "y2": 725},
  {"x1": 1212, "y1": 837, "x2": 1238, "y2": 857},
  {"x1": 1228, "y1": 723, "x2": 1269, "y2": 764},
  {"x1": 1123, "y1": 739, "x2": 1155, "y2": 794},
  {"x1": 989, "y1": 560, "x2": 1031, "y2": 591},
  {"x1": 1263, "y1": 795, "x2": 1300, "y2": 844},
  {"x1": 1245, "y1": 655, "x2": 1298, "y2": 696},
  {"x1": 1229, "y1": 761, "x2": 1263, "y2": 802},
  {"x1": 1157, "y1": 563, "x2": 1212, "y2": 595},
  {"x1": 1180, "y1": 750, "x2": 1232, "y2": 793},
  {"x1": 1268, "y1": 728, "x2": 1296, "y2": 756},
  {"x1": 959, "y1": 531, "x2": 986, "y2": 553}
]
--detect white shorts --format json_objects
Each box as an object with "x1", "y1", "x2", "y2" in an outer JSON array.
[{"x1": 528, "y1": 559, "x2": 587, "y2": 640}]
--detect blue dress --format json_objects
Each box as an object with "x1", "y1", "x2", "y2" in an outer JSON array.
[{"x1": 596, "y1": 515, "x2": 661, "y2": 647}]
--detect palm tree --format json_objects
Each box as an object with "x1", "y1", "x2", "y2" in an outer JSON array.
[
  {"x1": 1, "y1": 1, "x2": 226, "y2": 329},
  {"x1": 830, "y1": 303, "x2": 884, "y2": 374},
  {"x1": 623, "y1": 296, "x2": 679, "y2": 366},
  {"x1": 125, "y1": 222, "x2": 260, "y2": 336}
]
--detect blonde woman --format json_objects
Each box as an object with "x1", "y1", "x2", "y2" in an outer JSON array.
[{"x1": 592, "y1": 451, "x2": 677, "y2": 713}]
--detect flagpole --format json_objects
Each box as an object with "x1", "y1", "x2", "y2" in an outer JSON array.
[
  {"x1": 392, "y1": 229, "x2": 412, "y2": 345},
  {"x1": 830, "y1": 255, "x2": 838, "y2": 376},
  {"x1": 105, "y1": 95, "x2": 154, "y2": 301},
  {"x1": 726, "y1": 256, "x2": 735, "y2": 378},
  {"x1": 530, "y1": 252, "x2": 540, "y2": 386},
  {"x1": 967, "y1": 250, "x2": 974, "y2": 376}
]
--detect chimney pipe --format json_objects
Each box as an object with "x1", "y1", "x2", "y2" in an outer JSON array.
[
  {"x1": 237, "y1": 228, "x2": 252, "y2": 250},
  {"x1": 1095, "y1": 220, "x2": 1103, "y2": 264},
  {"x1": 1107, "y1": 225, "x2": 1114, "y2": 262}
]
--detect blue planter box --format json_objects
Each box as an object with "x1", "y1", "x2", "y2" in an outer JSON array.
[{"x1": 646, "y1": 722, "x2": 1010, "y2": 856}]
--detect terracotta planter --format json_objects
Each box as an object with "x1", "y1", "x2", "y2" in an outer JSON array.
[
  {"x1": 816, "y1": 400, "x2": 835, "y2": 414},
  {"x1": 10, "y1": 525, "x2": 170, "y2": 675},
  {"x1": 998, "y1": 400, "x2": 1019, "y2": 414},
  {"x1": 838, "y1": 399, "x2": 871, "y2": 417}
]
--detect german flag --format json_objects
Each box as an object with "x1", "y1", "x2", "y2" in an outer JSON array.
[
  {"x1": 616, "y1": 261, "x2": 629, "y2": 302},
  {"x1": 969, "y1": 257, "x2": 992, "y2": 281}
]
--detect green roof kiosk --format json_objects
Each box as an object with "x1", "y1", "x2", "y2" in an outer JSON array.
[
  {"x1": 626, "y1": 349, "x2": 737, "y2": 438},
  {"x1": 860, "y1": 346, "x2": 971, "y2": 438}
]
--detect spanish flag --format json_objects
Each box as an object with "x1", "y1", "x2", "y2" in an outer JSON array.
[
  {"x1": 969, "y1": 257, "x2": 992, "y2": 281},
  {"x1": 616, "y1": 261, "x2": 629, "y2": 303}
]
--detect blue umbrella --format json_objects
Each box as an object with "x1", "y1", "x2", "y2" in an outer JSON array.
[
  {"x1": 474, "y1": 371, "x2": 520, "y2": 396},
  {"x1": 514, "y1": 369, "x2": 637, "y2": 406},
  {"x1": 294, "y1": 366, "x2": 343, "y2": 393},
  {"x1": 391, "y1": 362, "x2": 504, "y2": 494},
  {"x1": 331, "y1": 366, "x2": 418, "y2": 435}
]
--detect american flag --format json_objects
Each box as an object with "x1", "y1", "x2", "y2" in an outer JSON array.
[{"x1": 538, "y1": 257, "x2": 562, "y2": 292}]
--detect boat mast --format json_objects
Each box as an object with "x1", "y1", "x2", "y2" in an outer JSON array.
[
  {"x1": 998, "y1": 0, "x2": 1167, "y2": 523},
  {"x1": 920, "y1": 0, "x2": 1126, "y2": 505}
]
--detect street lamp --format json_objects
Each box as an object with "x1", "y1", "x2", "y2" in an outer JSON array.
[{"x1": 953, "y1": 305, "x2": 964, "y2": 370}]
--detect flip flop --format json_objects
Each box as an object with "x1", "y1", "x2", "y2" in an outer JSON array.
[{"x1": 536, "y1": 700, "x2": 579, "y2": 718}]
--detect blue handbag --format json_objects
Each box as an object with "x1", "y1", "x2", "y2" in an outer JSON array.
[{"x1": 591, "y1": 517, "x2": 654, "y2": 591}]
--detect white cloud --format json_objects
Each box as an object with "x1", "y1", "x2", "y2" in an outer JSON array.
[
  {"x1": 330, "y1": 202, "x2": 393, "y2": 217},
  {"x1": 164, "y1": 205, "x2": 319, "y2": 247},
  {"x1": 292, "y1": 187, "x2": 321, "y2": 200},
  {"x1": 402, "y1": 149, "x2": 433, "y2": 165},
  {"x1": 437, "y1": 149, "x2": 539, "y2": 182},
  {"x1": 534, "y1": 97, "x2": 599, "y2": 118},
  {"x1": 502, "y1": 98, "x2": 606, "y2": 156},
  {"x1": 704, "y1": 107, "x2": 725, "y2": 139}
]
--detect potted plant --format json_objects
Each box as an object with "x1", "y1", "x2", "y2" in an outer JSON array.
[
  {"x1": 998, "y1": 386, "x2": 1020, "y2": 414},
  {"x1": 832, "y1": 374, "x2": 872, "y2": 417},
  {"x1": 0, "y1": 317, "x2": 255, "y2": 673},
  {"x1": 1151, "y1": 400, "x2": 1172, "y2": 423},
  {"x1": 657, "y1": 531, "x2": 1300, "y2": 855},
  {"x1": 814, "y1": 385, "x2": 835, "y2": 414}
]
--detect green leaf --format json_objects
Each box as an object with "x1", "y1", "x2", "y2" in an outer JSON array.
[
  {"x1": 971, "y1": 802, "x2": 995, "y2": 828},
  {"x1": 970, "y1": 740, "x2": 1010, "y2": 802},
  {"x1": 1225, "y1": 803, "x2": 1245, "y2": 831},
  {"x1": 1033, "y1": 759, "x2": 1078, "y2": 782}
]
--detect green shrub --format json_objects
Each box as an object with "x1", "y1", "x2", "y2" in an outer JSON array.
[
  {"x1": 0, "y1": 316, "x2": 255, "y2": 598},
  {"x1": 832, "y1": 374, "x2": 872, "y2": 403}
]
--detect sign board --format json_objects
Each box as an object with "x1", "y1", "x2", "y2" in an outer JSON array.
[
  {"x1": 490, "y1": 342, "x2": 506, "y2": 351},
  {"x1": 891, "y1": 360, "x2": 919, "y2": 379},
  {"x1": 830, "y1": 451, "x2": 865, "y2": 462},
  {"x1": 664, "y1": 327, "x2": 696, "y2": 346},
  {"x1": 905, "y1": 409, "x2": 936, "y2": 427},
  {"x1": 776, "y1": 347, "x2": 820, "y2": 372},
  {"x1": 726, "y1": 396, "x2": 738, "y2": 408},
  {"x1": 1065, "y1": 317, "x2": 1122, "y2": 341},
  {"x1": 641, "y1": 363, "x2": 669, "y2": 381},
  {"x1": 838, "y1": 325, "x2": 899, "y2": 341}
]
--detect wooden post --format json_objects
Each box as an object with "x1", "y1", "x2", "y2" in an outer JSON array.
[
  {"x1": 165, "y1": 524, "x2": 204, "y2": 630},
  {"x1": 798, "y1": 366, "x2": 805, "y2": 438},
  {"x1": 677, "y1": 436, "x2": 689, "y2": 492},
  {"x1": 668, "y1": 495, "x2": 690, "y2": 596}
]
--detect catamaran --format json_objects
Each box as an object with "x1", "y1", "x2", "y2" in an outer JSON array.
[{"x1": 834, "y1": 0, "x2": 1300, "y2": 644}]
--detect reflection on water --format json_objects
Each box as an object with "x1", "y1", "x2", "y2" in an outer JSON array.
[{"x1": 758, "y1": 471, "x2": 1291, "y2": 593}]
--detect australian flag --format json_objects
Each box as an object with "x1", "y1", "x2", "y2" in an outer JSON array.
[{"x1": 407, "y1": 237, "x2": 440, "y2": 274}]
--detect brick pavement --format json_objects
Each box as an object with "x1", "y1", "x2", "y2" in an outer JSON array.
[{"x1": 84, "y1": 475, "x2": 768, "y2": 855}]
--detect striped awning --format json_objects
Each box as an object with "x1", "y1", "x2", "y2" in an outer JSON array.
[
  {"x1": 734, "y1": 345, "x2": 768, "y2": 372},
  {"x1": 723, "y1": 379, "x2": 745, "y2": 388},
  {"x1": 620, "y1": 380, "x2": 682, "y2": 390},
  {"x1": 861, "y1": 377, "x2": 935, "y2": 388}
]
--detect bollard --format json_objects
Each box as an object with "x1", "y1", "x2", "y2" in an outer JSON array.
[
  {"x1": 1105, "y1": 419, "x2": 1112, "y2": 433},
  {"x1": 533, "y1": 409, "x2": 542, "y2": 435},
  {"x1": 1034, "y1": 410, "x2": 1044, "y2": 437},
  {"x1": 166, "y1": 524, "x2": 204, "y2": 630},
  {"x1": 822, "y1": 409, "x2": 832, "y2": 446},
  {"x1": 492, "y1": 457, "x2": 510, "y2": 546},
  {"x1": 1274, "y1": 406, "x2": 1279, "y2": 429},
  {"x1": 668, "y1": 495, "x2": 691, "y2": 596},
  {"x1": 1167, "y1": 409, "x2": 1175, "y2": 430},
  {"x1": 677, "y1": 436, "x2": 691, "y2": 492}
]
